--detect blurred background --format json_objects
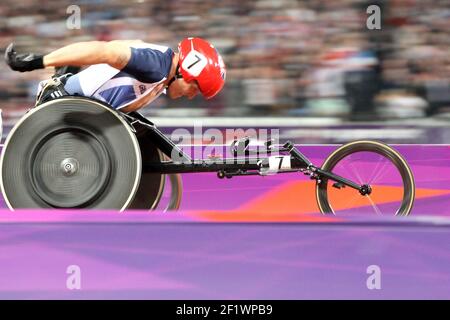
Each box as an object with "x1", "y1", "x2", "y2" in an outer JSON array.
[{"x1": 0, "y1": 0, "x2": 449, "y2": 143}]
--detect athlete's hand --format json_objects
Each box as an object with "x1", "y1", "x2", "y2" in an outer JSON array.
[{"x1": 4, "y1": 43, "x2": 45, "y2": 72}]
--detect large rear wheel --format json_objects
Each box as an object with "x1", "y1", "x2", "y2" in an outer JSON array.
[{"x1": 0, "y1": 97, "x2": 143, "y2": 211}]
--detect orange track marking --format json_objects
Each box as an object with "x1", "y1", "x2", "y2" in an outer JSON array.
[
  {"x1": 242, "y1": 181, "x2": 450, "y2": 214},
  {"x1": 194, "y1": 181, "x2": 450, "y2": 222}
]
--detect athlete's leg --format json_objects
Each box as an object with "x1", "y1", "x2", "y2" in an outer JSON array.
[
  {"x1": 35, "y1": 73, "x2": 79, "y2": 106},
  {"x1": 64, "y1": 73, "x2": 83, "y2": 95}
]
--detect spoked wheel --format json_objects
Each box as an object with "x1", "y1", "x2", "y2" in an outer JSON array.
[
  {"x1": 316, "y1": 141, "x2": 415, "y2": 216},
  {"x1": 0, "y1": 97, "x2": 143, "y2": 210}
]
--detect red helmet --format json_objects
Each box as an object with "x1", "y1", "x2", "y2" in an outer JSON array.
[{"x1": 178, "y1": 37, "x2": 226, "y2": 99}]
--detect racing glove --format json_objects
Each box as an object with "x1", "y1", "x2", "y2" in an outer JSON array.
[{"x1": 4, "y1": 43, "x2": 44, "y2": 72}]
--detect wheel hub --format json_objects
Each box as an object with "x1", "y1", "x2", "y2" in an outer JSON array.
[
  {"x1": 30, "y1": 129, "x2": 111, "y2": 208},
  {"x1": 60, "y1": 158, "x2": 79, "y2": 176},
  {"x1": 359, "y1": 184, "x2": 372, "y2": 196}
]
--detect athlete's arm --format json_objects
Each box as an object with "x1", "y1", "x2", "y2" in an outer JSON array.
[
  {"x1": 5, "y1": 40, "x2": 139, "y2": 72},
  {"x1": 43, "y1": 41, "x2": 132, "y2": 70}
]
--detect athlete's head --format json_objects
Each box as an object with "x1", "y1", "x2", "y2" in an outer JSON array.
[{"x1": 167, "y1": 37, "x2": 226, "y2": 100}]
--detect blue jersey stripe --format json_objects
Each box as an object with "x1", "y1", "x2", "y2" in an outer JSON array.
[
  {"x1": 122, "y1": 47, "x2": 173, "y2": 83},
  {"x1": 98, "y1": 85, "x2": 136, "y2": 109}
]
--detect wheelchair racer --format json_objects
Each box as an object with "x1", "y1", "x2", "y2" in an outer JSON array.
[{"x1": 4, "y1": 37, "x2": 226, "y2": 113}]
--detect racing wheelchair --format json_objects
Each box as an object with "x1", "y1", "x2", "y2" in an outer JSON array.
[{"x1": 0, "y1": 97, "x2": 416, "y2": 215}]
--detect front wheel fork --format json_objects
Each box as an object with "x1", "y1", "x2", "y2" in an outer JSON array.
[{"x1": 314, "y1": 167, "x2": 372, "y2": 196}]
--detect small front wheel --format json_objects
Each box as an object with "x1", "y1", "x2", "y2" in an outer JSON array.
[{"x1": 316, "y1": 141, "x2": 415, "y2": 216}]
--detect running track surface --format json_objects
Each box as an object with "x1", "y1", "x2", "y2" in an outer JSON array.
[{"x1": 0, "y1": 145, "x2": 449, "y2": 299}]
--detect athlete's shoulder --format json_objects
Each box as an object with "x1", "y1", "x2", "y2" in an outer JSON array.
[{"x1": 121, "y1": 42, "x2": 174, "y2": 83}]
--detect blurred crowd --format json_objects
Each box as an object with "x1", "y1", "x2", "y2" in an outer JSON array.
[{"x1": 0, "y1": 0, "x2": 449, "y2": 124}]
